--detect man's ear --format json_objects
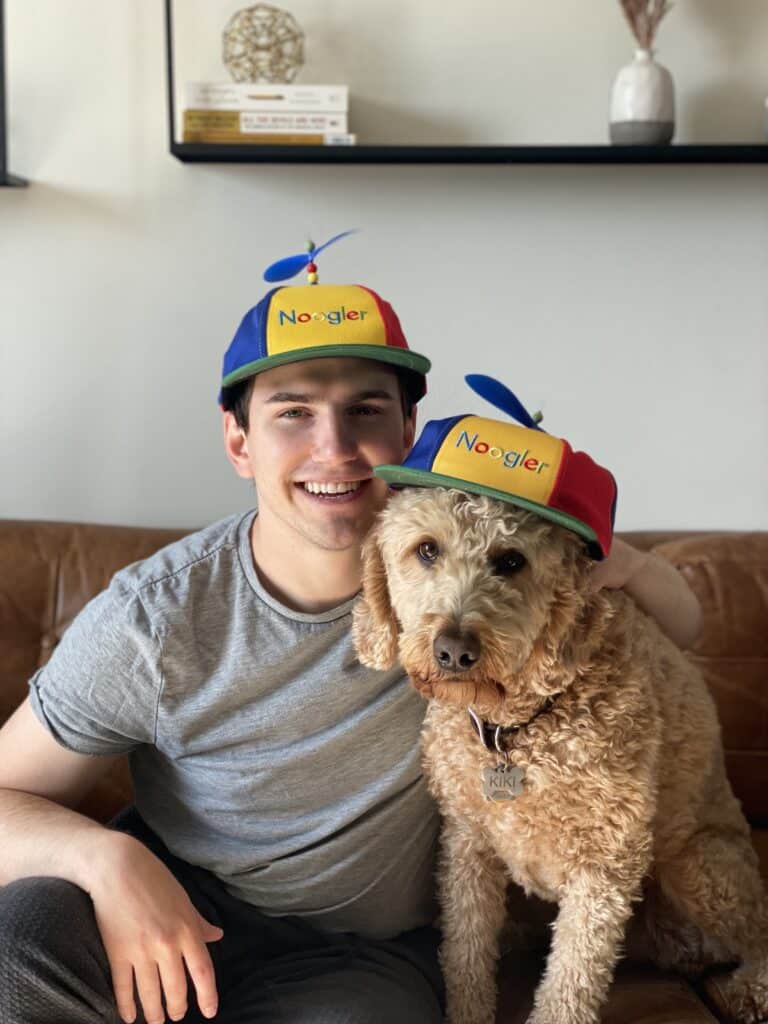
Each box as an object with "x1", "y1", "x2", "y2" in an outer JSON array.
[
  {"x1": 223, "y1": 410, "x2": 254, "y2": 480},
  {"x1": 403, "y1": 406, "x2": 417, "y2": 455},
  {"x1": 352, "y1": 528, "x2": 400, "y2": 670}
]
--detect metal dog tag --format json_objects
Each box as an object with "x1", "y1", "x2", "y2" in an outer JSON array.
[{"x1": 483, "y1": 763, "x2": 525, "y2": 801}]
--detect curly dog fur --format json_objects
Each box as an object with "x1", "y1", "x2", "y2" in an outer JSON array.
[{"x1": 352, "y1": 487, "x2": 768, "y2": 1024}]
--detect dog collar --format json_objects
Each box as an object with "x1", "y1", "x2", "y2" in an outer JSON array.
[{"x1": 468, "y1": 696, "x2": 558, "y2": 755}]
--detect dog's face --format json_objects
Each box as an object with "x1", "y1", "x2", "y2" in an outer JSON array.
[{"x1": 353, "y1": 487, "x2": 593, "y2": 722}]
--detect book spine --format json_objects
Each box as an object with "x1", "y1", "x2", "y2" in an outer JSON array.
[
  {"x1": 182, "y1": 110, "x2": 348, "y2": 134},
  {"x1": 181, "y1": 130, "x2": 357, "y2": 146},
  {"x1": 185, "y1": 82, "x2": 348, "y2": 112},
  {"x1": 240, "y1": 111, "x2": 347, "y2": 133}
]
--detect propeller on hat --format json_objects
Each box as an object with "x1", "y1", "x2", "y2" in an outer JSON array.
[
  {"x1": 263, "y1": 229, "x2": 358, "y2": 283},
  {"x1": 465, "y1": 374, "x2": 544, "y2": 431}
]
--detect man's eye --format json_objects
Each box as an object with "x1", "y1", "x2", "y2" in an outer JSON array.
[
  {"x1": 350, "y1": 405, "x2": 382, "y2": 416},
  {"x1": 417, "y1": 540, "x2": 440, "y2": 565},
  {"x1": 491, "y1": 550, "x2": 527, "y2": 576},
  {"x1": 279, "y1": 408, "x2": 308, "y2": 419}
]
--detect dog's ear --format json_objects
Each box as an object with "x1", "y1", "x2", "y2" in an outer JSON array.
[
  {"x1": 353, "y1": 528, "x2": 400, "y2": 670},
  {"x1": 523, "y1": 542, "x2": 592, "y2": 690}
]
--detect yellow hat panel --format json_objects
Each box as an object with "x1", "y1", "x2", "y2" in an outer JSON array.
[
  {"x1": 431, "y1": 416, "x2": 566, "y2": 506},
  {"x1": 265, "y1": 285, "x2": 389, "y2": 354}
]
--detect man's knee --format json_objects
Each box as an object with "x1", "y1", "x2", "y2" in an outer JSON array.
[
  {"x1": 0, "y1": 876, "x2": 111, "y2": 1013},
  {"x1": 271, "y1": 958, "x2": 444, "y2": 1024},
  {"x1": 0, "y1": 876, "x2": 97, "y2": 954}
]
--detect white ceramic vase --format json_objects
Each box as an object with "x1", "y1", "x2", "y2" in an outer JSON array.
[{"x1": 609, "y1": 48, "x2": 675, "y2": 145}]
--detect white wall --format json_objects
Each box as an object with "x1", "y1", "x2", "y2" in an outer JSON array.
[{"x1": 1, "y1": 1, "x2": 767, "y2": 532}]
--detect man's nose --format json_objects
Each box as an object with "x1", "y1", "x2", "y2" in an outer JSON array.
[{"x1": 312, "y1": 413, "x2": 358, "y2": 462}]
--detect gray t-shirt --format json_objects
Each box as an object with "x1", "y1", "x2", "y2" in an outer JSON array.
[{"x1": 29, "y1": 510, "x2": 439, "y2": 940}]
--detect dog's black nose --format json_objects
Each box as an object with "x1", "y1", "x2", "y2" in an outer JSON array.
[{"x1": 433, "y1": 631, "x2": 481, "y2": 673}]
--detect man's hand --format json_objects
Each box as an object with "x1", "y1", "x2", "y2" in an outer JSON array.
[
  {"x1": 587, "y1": 537, "x2": 650, "y2": 593},
  {"x1": 588, "y1": 537, "x2": 702, "y2": 650},
  {"x1": 88, "y1": 831, "x2": 224, "y2": 1024}
]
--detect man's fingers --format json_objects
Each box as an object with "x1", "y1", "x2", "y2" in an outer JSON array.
[
  {"x1": 183, "y1": 942, "x2": 219, "y2": 1020},
  {"x1": 194, "y1": 907, "x2": 224, "y2": 944},
  {"x1": 133, "y1": 960, "x2": 166, "y2": 1024},
  {"x1": 586, "y1": 562, "x2": 605, "y2": 592},
  {"x1": 110, "y1": 958, "x2": 138, "y2": 1024},
  {"x1": 156, "y1": 951, "x2": 190, "y2": 1022},
  {"x1": 201, "y1": 921, "x2": 224, "y2": 942}
]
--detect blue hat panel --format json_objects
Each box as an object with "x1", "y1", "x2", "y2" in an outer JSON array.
[
  {"x1": 221, "y1": 287, "x2": 281, "y2": 384},
  {"x1": 400, "y1": 415, "x2": 468, "y2": 474}
]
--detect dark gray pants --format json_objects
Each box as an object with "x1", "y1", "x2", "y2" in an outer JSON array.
[{"x1": 0, "y1": 808, "x2": 444, "y2": 1023}]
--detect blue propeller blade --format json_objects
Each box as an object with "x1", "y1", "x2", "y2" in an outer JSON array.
[
  {"x1": 263, "y1": 252, "x2": 312, "y2": 282},
  {"x1": 262, "y1": 229, "x2": 358, "y2": 282},
  {"x1": 310, "y1": 228, "x2": 357, "y2": 258},
  {"x1": 465, "y1": 374, "x2": 544, "y2": 431}
]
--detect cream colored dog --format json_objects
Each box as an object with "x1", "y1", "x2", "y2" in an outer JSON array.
[{"x1": 352, "y1": 486, "x2": 768, "y2": 1024}]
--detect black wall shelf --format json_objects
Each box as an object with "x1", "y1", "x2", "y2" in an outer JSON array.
[
  {"x1": 166, "y1": 1, "x2": 767, "y2": 167},
  {"x1": 0, "y1": 0, "x2": 26, "y2": 187},
  {"x1": 171, "y1": 142, "x2": 768, "y2": 165}
]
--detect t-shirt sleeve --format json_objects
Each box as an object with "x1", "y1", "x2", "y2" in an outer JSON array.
[{"x1": 28, "y1": 577, "x2": 161, "y2": 756}]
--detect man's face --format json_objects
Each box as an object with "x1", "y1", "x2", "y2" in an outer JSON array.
[{"x1": 223, "y1": 357, "x2": 416, "y2": 553}]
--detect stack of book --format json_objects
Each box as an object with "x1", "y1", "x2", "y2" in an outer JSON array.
[{"x1": 181, "y1": 83, "x2": 354, "y2": 146}]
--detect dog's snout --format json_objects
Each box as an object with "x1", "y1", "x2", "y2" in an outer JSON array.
[{"x1": 433, "y1": 631, "x2": 481, "y2": 673}]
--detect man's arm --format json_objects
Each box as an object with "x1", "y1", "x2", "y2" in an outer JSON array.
[
  {"x1": 0, "y1": 699, "x2": 222, "y2": 1023},
  {"x1": 0, "y1": 698, "x2": 124, "y2": 885},
  {"x1": 589, "y1": 537, "x2": 702, "y2": 650}
]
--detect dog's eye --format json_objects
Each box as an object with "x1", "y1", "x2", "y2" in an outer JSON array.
[
  {"x1": 492, "y1": 550, "x2": 527, "y2": 576},
  {"x1": 417, "y1": 540, "x2": 440, "y2": 565}
]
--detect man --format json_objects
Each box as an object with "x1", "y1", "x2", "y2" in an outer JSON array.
[{"x1": 0, "y1": 273, "x2": 700, "y2": 1024}]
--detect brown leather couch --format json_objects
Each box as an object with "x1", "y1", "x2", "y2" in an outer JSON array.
[{"x1": 1, "y1": 519, "x2": 766, "y2": 1023}]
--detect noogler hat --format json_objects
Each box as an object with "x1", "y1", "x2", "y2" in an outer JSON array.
[
  {"x1": 219, "y1": 231, "x2": 431, "y2": 404},
  {"x1": 374, "y1": 375, "x2": 618, "y2": 560}
]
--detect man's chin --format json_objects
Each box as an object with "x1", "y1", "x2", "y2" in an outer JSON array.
[{"x1": 301, "y1": 517, "x2": 375, "y2": 553}]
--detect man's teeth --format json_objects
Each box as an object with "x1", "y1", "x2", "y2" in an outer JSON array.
[{"x1": 303, "y1": 481, "x2": 363, "y2": 495}]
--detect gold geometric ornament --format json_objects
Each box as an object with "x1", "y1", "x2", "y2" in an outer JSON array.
[{"x1": 222, "y1": 3, "x2": 305, "y2": 84}]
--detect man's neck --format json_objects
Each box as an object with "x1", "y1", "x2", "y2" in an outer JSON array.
[{"x1": 249, "y1": 513, "x2": 363, "y2": 614}]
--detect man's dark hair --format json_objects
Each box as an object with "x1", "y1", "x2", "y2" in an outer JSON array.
[{"x1": 220, "y1": 365, "x2": 420, "y2": 432}]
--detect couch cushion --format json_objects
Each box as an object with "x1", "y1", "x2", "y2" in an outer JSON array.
[
  {"x1": 651, "y1": 533, "x2": 768, "y2": 825},
  {"x1": 0, "y1": 520, "x2": 188, "y2": 821},
  {"x1": 0, "y1": 520, "x2": 187, "y2": 707}
]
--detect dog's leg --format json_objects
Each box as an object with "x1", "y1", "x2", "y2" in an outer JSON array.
[
  {"x1": 630, "y1": 881, "x2": 729, "y2": 975},
  {"x1": 656, "y1": 831, "x2": 768, "y2": 1024},
  {"x1": 527, "y1": 871, "x2": 638, "y2": 1024},
  {"x1": 438, "y1": 814, "x2": 508, "y2": 1024}
]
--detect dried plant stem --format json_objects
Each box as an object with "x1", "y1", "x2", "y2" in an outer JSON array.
[{"x1": 619, "y1": 0, "x2": 672, "y2": 49}]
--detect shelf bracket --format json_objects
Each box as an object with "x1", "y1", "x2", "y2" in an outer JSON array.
[{"x1": 0, "y1": 0, "x2": 28, "y2": 187}]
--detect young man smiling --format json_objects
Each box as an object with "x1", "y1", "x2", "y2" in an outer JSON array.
[
  {"x1": 224, "y1": 354, "x2": 417, "y2": 613},
  {"x1": 0, "y1": 275, "x2": 700, "y2": 1024}
]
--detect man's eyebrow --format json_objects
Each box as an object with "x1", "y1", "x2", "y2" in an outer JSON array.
[{"x1": 265, "y1": 389, "x2": 396, "y2": 404}]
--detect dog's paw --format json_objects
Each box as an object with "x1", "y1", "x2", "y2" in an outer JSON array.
[
  {"x1": 527, "y1": 1009, "x2": 573, "y2": 1024},
  {"x1": 708, "y1": 969, "x2": 768, "y2": 1024},
  {"x1": 527, "y1": 1012, "x2": 569, "y2": 1024},
  {"x1": 526, "y1": 1001, "x2": 599, "y2": 1024}
]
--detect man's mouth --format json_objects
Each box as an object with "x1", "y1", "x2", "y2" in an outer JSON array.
[{"x1": 296, "y1": 479, "x2": 372, "y2": 503}]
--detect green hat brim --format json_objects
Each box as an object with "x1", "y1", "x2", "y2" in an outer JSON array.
[
  {"x1": 221, "y1": 345, "x2": 431, "y2": 392},
  {"x1": 374, "y1": 465, "x2": 598, "y2": 547}
]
